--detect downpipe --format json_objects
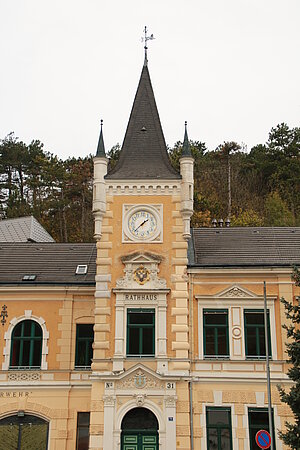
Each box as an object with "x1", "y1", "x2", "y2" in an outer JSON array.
[
  {"x1": 189, "y1": 379, "x2": 194, "y2": 450},
  {"x1": 189, "y1": 273, "x2": 194, "y2": 450}
]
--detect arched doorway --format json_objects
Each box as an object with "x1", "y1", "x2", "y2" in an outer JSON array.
[
  {"x1": 121, "y1": 407, "x2": 158, "y2": 450},
  {"x1": 0, "y1": 414, "x2": 49, "y2": 450}
]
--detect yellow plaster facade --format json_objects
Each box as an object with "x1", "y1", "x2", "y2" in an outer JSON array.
[{"x1": 0, "y1": 62, "x2": 298, "y2": 450}]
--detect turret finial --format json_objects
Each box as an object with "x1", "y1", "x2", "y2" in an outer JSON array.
[
  {"x1": 182, "y1": 121, "x2": 192, "y2": 157},
  {"x1": 96, "y1": 119, "x2": 106, "y2": 157}
]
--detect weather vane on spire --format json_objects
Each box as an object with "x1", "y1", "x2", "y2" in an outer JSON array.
[{"x1": 142, "y1": 26, "x2": 155, "y2": 66}]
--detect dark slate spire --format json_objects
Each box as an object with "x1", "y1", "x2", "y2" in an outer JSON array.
[
  {"x1": 105, "y1": 65, "x2": 180, "y2": 180},
  {"x1": 182, "y1": 121, "x2": 192, "y2": 157},
  {"x1": 96, "y1": 120, "x2": 106, "y2": 157}
]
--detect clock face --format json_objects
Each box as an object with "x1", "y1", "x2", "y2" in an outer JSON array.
[{"x1": 128, "y1": 209, "x2": 158, "y2": 240}]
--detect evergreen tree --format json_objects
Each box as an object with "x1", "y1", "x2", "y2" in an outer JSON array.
[{"x1": 278, "y1": 268, "x2": 300, "y2": 448}]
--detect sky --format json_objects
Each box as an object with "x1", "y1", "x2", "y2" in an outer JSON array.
[{"x1": 0, "y1": 0, "x2": 299, "y2": 160}]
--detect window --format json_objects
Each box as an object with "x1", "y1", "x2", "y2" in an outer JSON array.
[
  {"x1": 76, "y1": 412, "x2": 90, "y2": 450},
  {"x1": 127, "y1": 309, "x2": 155, "y2": 356},
  {"x1": 0, "y1": 414, "x2": 49, "y2": 449},
  {"x1": 248, "y1": 408, "x2": 275, "y2": 450},
  {"x1": 75, "y1": 324, "x2": 94, "y2": 368},
  {"x1": 76, "y1": 265, "x2": 87, "y2": 275},
  {"x1": 203, "y1": 310, "x2": 229, "y2": 357},
  {"x1": 206, "y1": 407, "x2": 232, "y2": 450},
  {"x1": 244, "y1": 310, "x2": 271, "y2": 358},
  {"x1": 10, "y1": 320, "x2": 42, "y2": 368}
]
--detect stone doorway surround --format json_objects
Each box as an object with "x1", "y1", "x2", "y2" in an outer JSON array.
[{"x1": 96, "y1": 364, "x2": 178, "y2": 450}]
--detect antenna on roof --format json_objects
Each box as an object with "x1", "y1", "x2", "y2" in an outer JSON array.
[{"x1": 142, "y1": 26, "x2": 155, "y2": 67}]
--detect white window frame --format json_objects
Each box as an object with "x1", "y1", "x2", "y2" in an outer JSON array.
[
  {"x1": 112, "y1": 290, "x2": 169, "y2": 373},
  {"x1": 3, "y1": 310, "x2": 49, "y2": 370},
  {"x1": 244, "y1": 404, "x2": 282, "y2": 450},
  {"x1": 197, "y1": 296, "x2": 277, "y2": 361}
]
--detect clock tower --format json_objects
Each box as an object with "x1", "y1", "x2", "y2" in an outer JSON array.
[{"x1": 91, "y1": 54, "x2": 194, "y2": 450}]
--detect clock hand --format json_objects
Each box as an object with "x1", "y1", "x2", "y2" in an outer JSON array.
[{"x1": 134, "y1": 218, "x2": 149, "y2": 232}]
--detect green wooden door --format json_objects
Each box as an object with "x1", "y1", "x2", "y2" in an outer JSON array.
[{"x1": 122, "y1": 432, "x2": 158, "y2": 450}]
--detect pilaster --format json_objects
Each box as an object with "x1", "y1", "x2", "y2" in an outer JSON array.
[{"x1": 170, "y1": 196, "x2": 190, "y2": 373}]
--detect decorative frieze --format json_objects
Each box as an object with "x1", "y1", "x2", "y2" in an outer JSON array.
[
  {"x1": 107, "y1": 183, "x2": 180, "y2": 196},
  {"x1": 8, "y1": 371, "x2": 40, "y2": 382}
]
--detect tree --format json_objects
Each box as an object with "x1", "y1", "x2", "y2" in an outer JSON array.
[
  {"x1": 168, "y1": 140, "x2": 206, "y2": 172},
  {"x1": 278, "y1": 268, "x2": 300, "y2": 448},
  {"x1": 107, "y1": 144, "x2": 121, "y2": 171},
  {"x1": 215, "y1": 141, "x2": 241, "y2": 220},
  {"x1": 264, "y1": 192, "x2": 295, "y2": 227},
  {"x1": 230, "y1": 208, "x2": 263, "y2": 227},
  {"x1": 0, "y1": 133, "x2": 30, "y2": 217},
  {"x1": 267, "y1": 124, "x2": 300, "y2": 221}
]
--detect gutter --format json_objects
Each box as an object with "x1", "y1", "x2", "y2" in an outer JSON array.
[
  {"x1": 187, "y1": 263, "x2": 297, "y2": 269},
  {"x1": 0, "y1": 282, "x2": 96, "y2": 286}
]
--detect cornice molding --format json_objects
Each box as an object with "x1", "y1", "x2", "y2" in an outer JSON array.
[{"x1": 106, "y1": 181, "x2": 180, "y2": 196}]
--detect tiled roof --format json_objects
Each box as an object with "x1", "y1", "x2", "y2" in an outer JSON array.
[
  {"x1": 0, "y1": 243, "x2": 96, "y2": 285},
  {"x1": 0, "y1": 216, "x2": 55, "y2": 243},
  {"x1": 106, "y1": 65, "x2": 180, "y2": 180},
  {"x1": 190, "y1": 227, "x2": 300, "y2": 267}
]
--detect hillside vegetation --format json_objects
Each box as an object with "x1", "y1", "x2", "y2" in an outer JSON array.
[{"x1": 0, "y1": 123, "x2": 299, "y2": 242}]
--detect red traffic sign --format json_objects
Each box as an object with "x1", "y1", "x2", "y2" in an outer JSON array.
[{"x1": 255, "y1": 429, "x2": 271, "y2": 449}]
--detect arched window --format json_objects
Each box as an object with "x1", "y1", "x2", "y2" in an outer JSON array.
[
  {"x1": 10, "y1": 320, "x2": 42, "y2": 368},
  {"x1": 0, "y1": 414, "x2": 49, "y2": 449}
]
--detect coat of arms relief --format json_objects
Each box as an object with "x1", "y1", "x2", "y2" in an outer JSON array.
[{"x1": 116, "y1": 252, "x2": 167, "y2": 290}]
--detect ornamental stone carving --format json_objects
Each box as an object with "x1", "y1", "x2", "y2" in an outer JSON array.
[
  {"x1": 232, "y1": 326, "x2": 242, "y2": 338},
  {"x1": 8, "y1": 371, "x2": 40, "y2": 382},
  {"x1": 103, "y1": 395, "x2": 116, "y2": 406},
  {"x1": 116, "y1": 253, "x2": 166, "y2": 290},
  {"x1": 165, "y1": 396, "x2": 177, "y2": 407},
  {"x1": 134, "y1": 394, "x2": 146, "y2": 406},
  {"x1": 115, "y1": 370, "x2": 164, "y2": 390},
  {"x1": 225, "y1": 287, "x2": 249, "y2": 298}
]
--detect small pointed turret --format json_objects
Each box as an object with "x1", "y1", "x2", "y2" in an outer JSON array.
[
  {"x1": 96, "y1": 120, "x2": 106, "y2": 157},
  {"x1": 180, "y1": 121, "x2": 194, "y2": 240},
  {"x1": 93, "y1": 119, "x2": 108, "y2": 240},
  {"x1": 182, "y1": 121, "x2": 192, "y2": 157}
]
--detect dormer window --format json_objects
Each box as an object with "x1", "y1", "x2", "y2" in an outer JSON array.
[
  {"x1": 76, "y1": 265, "x2": 87, "y2": 275},
  {"x1": 22, "y1": 275, "x2": 36, "y2": 281}
]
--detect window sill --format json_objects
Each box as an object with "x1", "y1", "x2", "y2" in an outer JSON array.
[
  {"x1": 126, "y1": 355, "x2": 155, "y2": 358},
  {"x1": 245, "y1": 356, "x2": 272, "y2": 360},
  {"x1": 9, "y1": 366, "x2": 41, "y2": 370},
  {"x1": 204, "y1": 356, "x2": 230, "y2": 360},
  {"x1": 74, "y1": 366, "x2": 92, "y2": 370}
]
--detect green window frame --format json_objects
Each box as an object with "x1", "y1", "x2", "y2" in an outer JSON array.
[
  {"x1": 248, "y1": 408, "x2": 275, "y2": 450},
  {"x1": 10, "y1": 320, "x2": 42, "y2": 368},
  {"x1": 76, "y1": 412, "x2": 90, "y2": 450},
  {"x1": 206, "y1": 407, "x2": 232, "y2": 450},
  {"x1": 127, "y1": 309, "x2": 155, "y2": 357},
  {"x1": 203, "y1": 310, "x2": 229, "y2": 358},
  {"x1": 75, "y1": 324, "x2": 94, "y2": 368},
  {"x1": 244, "y1": 310, "x2": 271, "y2": 359}
]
